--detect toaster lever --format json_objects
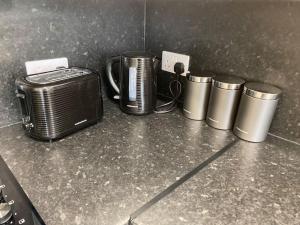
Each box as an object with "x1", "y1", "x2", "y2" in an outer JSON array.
[
  {"x1": 16, "y1": 92, "x2": 25, "y2": 99},
  {"x1": 22, "y1": 116, "x2": 30, "y2": 123},
  {"x1": 24, "y1": 123, "x2": 34, "y2": 130},
  {"x1": 22, "y1": 116, "x2": 34, "y2": 130}
]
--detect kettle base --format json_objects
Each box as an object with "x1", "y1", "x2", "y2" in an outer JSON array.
[{"x1": 120, "y1": 105, "x2": 154, "y2": 116}]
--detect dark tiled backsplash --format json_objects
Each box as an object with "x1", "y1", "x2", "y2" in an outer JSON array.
[
  {"x1": 1, "y1": 0, "x2": 299, "y2": 143},
  {"x1": 147, "y1": 0, "x2": 300, "y2": 142},
  {"x1": 0, "y1": 0, "x2": 144, "y2": 127}
]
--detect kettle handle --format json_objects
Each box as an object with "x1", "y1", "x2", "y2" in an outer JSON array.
[{"x1": 106, "y1": 56, "x2": 121, "y2": 94}]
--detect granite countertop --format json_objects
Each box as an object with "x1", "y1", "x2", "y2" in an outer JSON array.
[
  {"x1": 0, "y1": 100, "x2": 299, "y2": 225},
  {"x1": 134, "y1": 137, "x2": 300, "y2": 225}
]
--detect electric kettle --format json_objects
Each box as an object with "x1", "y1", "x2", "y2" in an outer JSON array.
[{"x1": 106, "y1": 52, "x2": 159, "y2": 115}]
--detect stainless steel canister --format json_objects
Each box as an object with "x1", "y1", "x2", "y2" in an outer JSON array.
[
  {"x1": 233, "y1": 82, "x2": 281, "y2": 142},
  {"x1": 183, "y1": 74, "x2": 213, "y2": 120},
  {"x1": 206, "y1": 75, "x2": 245, "y2": 130}
]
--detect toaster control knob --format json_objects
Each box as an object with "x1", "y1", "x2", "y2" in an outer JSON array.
[
  {"x1": 0, "y1": 202, "x2": 13, "y2": 224},
  {"x1": 24, "y1": 123, "x2": 34, "y2": 129}
]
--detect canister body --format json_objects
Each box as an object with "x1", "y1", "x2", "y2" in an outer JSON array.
[
  {"x1": 183, "y1": 81, "x2": 211, "y2": 120},
  {"x1": 206, "y1": 86, "x2": 242, "y2": 130},
  {"x1": 233, "y1": 94, "x2": 279, "y2": 142}
]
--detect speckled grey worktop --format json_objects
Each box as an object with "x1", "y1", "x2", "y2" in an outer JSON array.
[
  {"x1": 0, "y1": 100, "x2": 299, "y2": 225},
  {"x1": 134, "y1": 137, "x2": 300, "y2": 225}
]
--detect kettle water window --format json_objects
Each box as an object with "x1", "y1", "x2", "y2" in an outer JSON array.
[{"x1": 129, "y1": 67, "x2": 137, "y2": 101}]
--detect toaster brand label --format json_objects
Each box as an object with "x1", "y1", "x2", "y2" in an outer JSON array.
[
  {"x1": 75, "y1": 119, "x2": 87, "y2": 126},
  {"x1": 129, "y1": 67, "x2": 137, "y2": 101}
]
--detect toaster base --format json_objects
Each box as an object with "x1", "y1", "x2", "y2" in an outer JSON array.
[{"x1": 26, "y1": 118, "x2": 101, "y2": 141}]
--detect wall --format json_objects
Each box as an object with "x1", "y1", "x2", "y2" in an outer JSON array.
[
  {"x1": 0, "y1": 0, "x2": 144, "y2": 127},
  {"x1": 1, "y1": 0, "x2": 299, "y2": 143},
  {"x1": 146, "y1": 0, "x2": 300, "y2": 142}
]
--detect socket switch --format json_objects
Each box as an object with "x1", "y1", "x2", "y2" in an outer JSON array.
[{"x1": 161, "y1": 51, "x2": 190, "y2": 76}]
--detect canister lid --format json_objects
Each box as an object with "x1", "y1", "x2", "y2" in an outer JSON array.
[
  {"x1": 244, "y1": 82, "x2": 282, "y2": 100},
  {"x1": 187, "y1": 73, "x2": 213, "y2": 83},
  {"x1": 212, "y1": 75, "x2": 245, "y2": 90}
]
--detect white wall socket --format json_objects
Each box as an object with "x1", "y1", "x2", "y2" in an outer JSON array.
[{"x1": 161, "y1": 51, "x2": 190, "y2": 76}]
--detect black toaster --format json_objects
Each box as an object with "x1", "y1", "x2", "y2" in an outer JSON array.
[{"x1": 15, "y1": 67, "x2": 103, "y2": 141}]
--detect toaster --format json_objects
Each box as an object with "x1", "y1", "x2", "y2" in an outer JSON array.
[{"x1": 15, "y1": 67, "x2": 103, "y2": 141}]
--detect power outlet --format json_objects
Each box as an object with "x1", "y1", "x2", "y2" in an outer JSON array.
[{"x1": 161, "y1": 51, "x2": 190, "y2": 76}]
